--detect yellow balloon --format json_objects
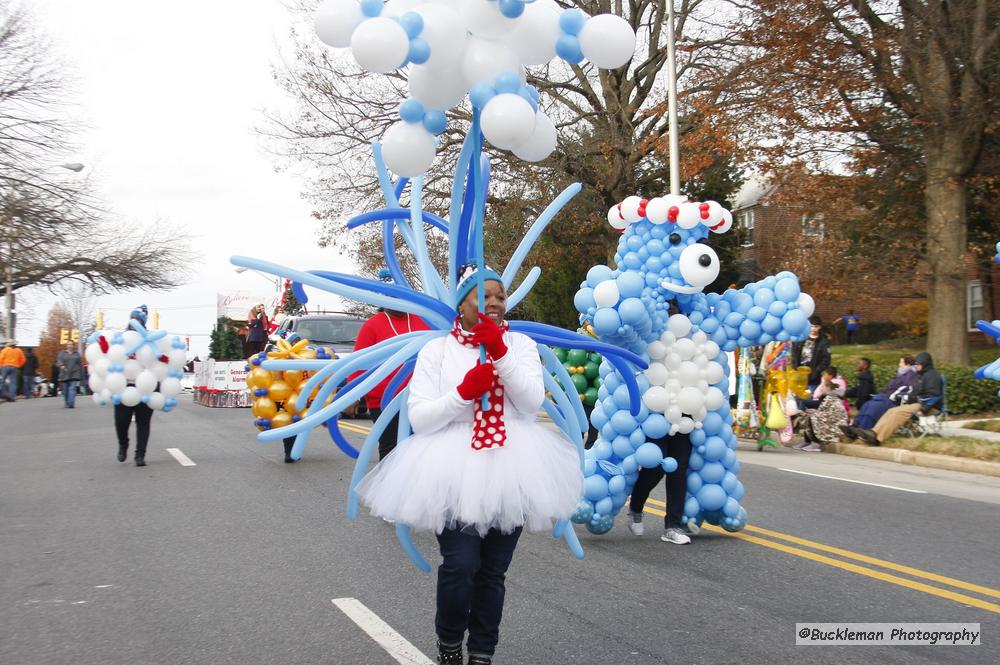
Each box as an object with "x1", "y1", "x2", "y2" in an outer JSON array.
[
  {"x1": 298, "y1": 348, "x2": 318, "y2": 360},
  {"x1": 285, "y1": 391, "x2": 303, "y2": 414},
  {"x1": 283, "y1": 370, "x2": 305, "y2": 388},
  {"x1": 270, "y1": 411, "x2": 292, "y2": 429},
  {"x1": 268, "y1": 380, "x2": 292, "y2": 403},
  {"x1": 253, "y1": 397, "x2": 277, "y2": 420},
  {"x1": 249, "y1": 367, "x2": 272, "y2": 390}
]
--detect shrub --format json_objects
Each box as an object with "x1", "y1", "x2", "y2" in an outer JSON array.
[
  {"x1": 868, "y1": 362, "x2": 1000, "y2": 415},
  {"x1": 828, "y1": 320, "x2": 901, "y2": 345},
  {"x1": 891, "y1": 300, "x2": 929, "y2": 338}
]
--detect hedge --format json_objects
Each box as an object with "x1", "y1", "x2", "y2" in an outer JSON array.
[
  {"x1": 868, "y1": 363, "x2": 1000, "y2": 415},
  {"x1": 827, "y1": 321, "x2": 901, "y2": 345}
]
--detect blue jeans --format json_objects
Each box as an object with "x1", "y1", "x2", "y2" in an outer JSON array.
[
  {"x1": 435, "y1": 525, "x2": 522, "y2": 659},
  {"x1": 0, "y1": 366, "x2": 16, "y2": 400},
  {"x1": 22, "y1": 374, "x2": 34, "y2": 398},
  {"x1": 63, "y1": 380, "x2": 79, "y2": 407}
]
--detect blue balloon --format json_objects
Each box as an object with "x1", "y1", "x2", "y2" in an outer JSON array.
[
  {"x1": 610, "y1": 410, "x2": 637, "y2": 435},
  {"x1": 628, "y1": 427, "x2": 646, "y2": 447},
  {"x1": 701, "y1": 412, "x2": 723, "y2": 435},
  {"x1": 621, "y1": 454, "x2": 638, "y2": 474},
  {"x1": 696, "y1": 484, "x2": 727, "y2": 511},
  {"x1": 591, "y1": 439, "x2": 613, "y2": 460},
  {"x1": 611, "y1": 436, "x2": 634, "y2": 458},
  {"x1": 618, "y1": 298, "x2": 646, "y2": 324},
  {"x1": 586, "y1": 514, "x2": 614, "y2": 534},
  {"x1": 586, "y1": 265, "x2": 613, "y2": 287},
  {"x1": 774, "y1": 277, "x2": 800, "y2": 303},
  {"x1": 593, "y1": 307, "x2": 622, "y2": 335},
  {"x1": 570, "y1": 499, "x2": 594, "y2": 524},
  {"x1": 721, "y1": 472, "x2": 738, "y2": 493},
  {"x1": 641, "y1": 413, "x2": 669, "y2": 439},
  {"x1": 559, "y1": 8, "x2": 587, "y2": 35},
  {"x1": 753, "y1": 287, "x2": 775, "y2": 308},
  {"x1": 739, "y1": 320, "x2": 761, "y2": 340},
  {"x1": 661, "y1": 456, "x2": 678, "y2": 473},
  {"x1": 498, "y1": 0, "x2": 525, "y2": 19},
  {"x1": 494, "y1": 69, "x2": 521, "y2": 94},
  {"x1": 702, "y1": 436, "x2": 727, "y2": 461},
  {"x1": 407, "y1": 37, "x2": 430, "y2": 65},
  {"x1": 583, "y1": 475, "x2": 609, "y2": 501},
  {"x1": 469, "y1": 83, "x2": 496, "y2": 109},
  {"x1": 555, "y1": 35, "x2": 583, "y2": 63},
  {"x1": 398, "y1": 10, "x2": 423, "y2": 37},
  {"x1": 616, "y1": 271, "x2": 645, "y2": 298},
  {"x1": 782, "y1": 309, "x2": 807, "y2": 336},
  {"x1": 700, "y1": 462, "x2": 726, "y2": 484},
  {"x1": 746, "y1": 306, "x2": 767, "y2": 322},
  {"x1": 634, "y1": 442, "x2": 662, "y2": 469},
  {"x1": 688, "y1": 450, "x2": 704, "y2": 471},
  {"x1": 361, "y1": 0, "x2": 383, "y2": 17},
  {"x1": 608, "y1": 475, "x2": 626, "y2": 494},
  {"x1": 422, "y1": 110, "x2": 447, "y2": 135},
  {"x1": 594, "y1": 497, "x2": 614, "y2": 515}
]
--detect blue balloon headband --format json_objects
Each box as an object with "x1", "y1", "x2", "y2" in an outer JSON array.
[{"x1": 454, "y1": 265, "x2": 503, "y2": 308}]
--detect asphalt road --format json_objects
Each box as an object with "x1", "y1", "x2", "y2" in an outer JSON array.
[{"x1": 2, "y1": 396, "x2": 998, "y2": 665}]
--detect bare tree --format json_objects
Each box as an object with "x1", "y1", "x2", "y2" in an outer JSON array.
[{"x1": 58, "y1": 282, "x2": 95, "y2": 356}]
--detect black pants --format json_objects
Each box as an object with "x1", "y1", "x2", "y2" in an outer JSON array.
[
  {"x1": 582, "y1": 404, "x2": 599, "y2": 449},
  {"x1": 436, "y1": 526, "x2": 522, "y2": 659},
  {"x1": 846, "y1": 329, "x2": 855, "y2": 344},
  {"x1": 114, "y1": 403, "x2": 153, "y2": 457},
  {"x1": 628, "y1": 433, "x2": 692, "y2": 529},
  {"x1": 367, "y1": 407, "x2": 400, "y2": 460},
  {"x1": 282, "y1": 437, "x2": 295, "y2": 460}
]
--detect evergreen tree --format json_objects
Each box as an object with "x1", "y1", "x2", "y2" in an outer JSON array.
[{"x1": 208, "y1": 317, "x2": 245, "y2": 360}]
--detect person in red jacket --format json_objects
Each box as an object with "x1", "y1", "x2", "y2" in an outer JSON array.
[{"x1": 348, "y1": 308, "x2": 430, "y2": 459}]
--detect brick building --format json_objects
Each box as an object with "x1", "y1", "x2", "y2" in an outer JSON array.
[{"x1": 729, "y1": 178, "x2": 998, "y2": 344}]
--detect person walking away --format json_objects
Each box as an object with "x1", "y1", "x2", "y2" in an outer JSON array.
[
  {"x1": 835, "y1": 310, "x2": 861, "y2": 344},
  {"x1": 844, "y1": 357, "x2": 877, "y2": 411},
  {"x1": 851, "y1": 352, "x2": 942, "y2": 445},
  {"x1": 792, "y1": 317, "x2": 831, "y2": 390},
  {"x1": 22, "y1": 347, "x2": 38, "y2": 399},
  {"x1": 114, "y1": 308, "x2": 156, "y2": 466},
  {"x1": 626, "y1": 431, "x2": 694, "y2": 544},
  {"x1": 56, "y1": 343, "x2": 83, "y2": 408},
  {"x1": 246, "y1": 304, "x2": 270, "y2": 356},
  {"x1": 347, "y1": 307, "x2": 430, "y2": 459},
  {"x1": 0, "y1": 340, "x2": 25, "y2": 401}
]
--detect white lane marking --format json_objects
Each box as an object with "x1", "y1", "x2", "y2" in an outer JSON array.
[
  {"x1": 166, "y1": 448, "x2": 196, "y2": 467},
  {"x1": 332, "y1": 597, "x2": 434, "y2": 665},
  {"x1": 94, "y1": 585, "x2": 113, "y2": 589},
  {"x1": 779, "y1": 468, "x2": 928, "y2": 494}
]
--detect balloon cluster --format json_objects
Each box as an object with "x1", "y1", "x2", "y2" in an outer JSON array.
[
  {"x1": 573, "y1": 194, "x2": 815, "y2": 534},
  {"x1": 247, "y1": 336, "x2": 338, "y2": 431},
  {"x1": 552, "y1": 346, "x2": 602, "y2": 407},
  {"x1": 972, "y1": 242, "x2": 1000, "y2": 395},
  {"x1": 85, "y1": 320, "x2": 186, "y2": 412},
  {"x1": 314, "y1": 0, "x2": 636, "y2": 175}
]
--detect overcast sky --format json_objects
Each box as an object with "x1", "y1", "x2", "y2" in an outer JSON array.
[{"x1": 22, "y1": 0, "x2": 355, "y2": 357}]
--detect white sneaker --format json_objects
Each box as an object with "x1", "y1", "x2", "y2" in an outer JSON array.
[
  {"x1": 684, "y1": 521, "x2": 701, "y2": 536},
  {"x1": 661, "y1": 527, "x2": 691, "y2": 545},
  {"x1": 627, "y1": 509, "x2": 644, "y2": 536}
]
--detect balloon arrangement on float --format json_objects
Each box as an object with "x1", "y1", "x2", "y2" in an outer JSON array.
[
  {"x1": 973, "y1": 242, "x2": 1000, "y2": 396},
  {"x1": 246, "y1": 336, "x2": 336, "y2": 434},
  {"x1": 230, "y1": 0, "x2": 644, "y2": 571},
  {"x1": 86, "y1": 319, "x2": 186, "y2": 412},
  {"x1": 313, "y1": 0, "x2": 636, "y2": 176},
  {"x1": 572, "y1": 195, "x2": 815, "y2": 534},
  {"x1": 552, "y1": 344, "x2": 602, "y2": 408}
]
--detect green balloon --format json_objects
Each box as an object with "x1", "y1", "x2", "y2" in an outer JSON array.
[
  {"x1": 583, "y1": 362, "x2": 600, "y2": 380},
  {"x1": 562, "y1": 361, "x2": 575, "y2": 374},
  {"x1": 567, "y1": 348, "x2": 588, "y2": 366},
  {"x1": 571, "y1": 374, "x2": 589, "y2": 393},
  {"x1": 593, "y1": 377, "x2": 602, "y2": 389},
  {"x1": 588, "y1": 352, "x2": 603, "y2": 364},
  {"x1": 553, "y1": 347, "x2": 568, "y2": 362},
  {"x1": 583, "y1": 387, "x2": 599, "y2": 406}
]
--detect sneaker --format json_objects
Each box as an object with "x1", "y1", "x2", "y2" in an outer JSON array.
[
  {"x1": 792, "y1": 440, "x2": 810, "y2": 449},
  {"x1": 437, "y1": 640, "x2": 463, "y2": 665},
  {"x1": 838, "y1": 424, "x2": 858, "y2": 440},
  {"x1": 660, "y1": 527, "x2": 691, "y2": 545},
  {"x1": 801, "y1": 443, "x2": 822, "y2": 452},
  {"x1": 627, "y1": 509, "x2": 644, "y2": 536},
  {"x1": 857, "y1": 429, "x2": 879, "y2": 445}
]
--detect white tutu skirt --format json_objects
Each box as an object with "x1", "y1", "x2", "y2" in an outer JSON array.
[{"x1": 356, "y1": 418, "x2": 583, "y2": 536}]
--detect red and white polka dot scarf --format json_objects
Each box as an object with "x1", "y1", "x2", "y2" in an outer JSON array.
[{"x1": 451, "y1": 317, "x2": 509, "y2": 451}]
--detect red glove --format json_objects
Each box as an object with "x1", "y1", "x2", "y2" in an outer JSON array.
[
  {"x1": 469, "y1": 313, "x2": 508, "y2": 360},
  {"x1": 457, "y1": 362, "x2": 498, "y2": 401}
]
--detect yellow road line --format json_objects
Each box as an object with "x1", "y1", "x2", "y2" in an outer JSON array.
[
  {"x1": 641, "y1": 503, "x2": 1000, "y2": 614},
  {"x1": 644, "y1": 498, "x2": 1000, "y2": 600}
]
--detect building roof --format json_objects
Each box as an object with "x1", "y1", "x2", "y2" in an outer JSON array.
[{"x1": 732, "y1": 175, "x2": 776, "y2": 211}]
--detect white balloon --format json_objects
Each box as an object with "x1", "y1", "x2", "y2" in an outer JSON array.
[
  {"x1": 692, "y1": 330, "x2": 708, "y2": 345},
  {"x1": 106, "y1": 345, "x2": 126, "y2": 364},
  {"x1": 798, "y1": 293, "x2": 816, "y2": 318},
  {"x1": 607, "y1": 206, "x2": 628, "y2": 230},
  {"x1": 667, "y1": 314, "x2": 692, "y2": 338},
  {"x1": 137, "y1": 344, "x2": 158, "y2": 368},
  {"x1": 92, "y1": 393, "x2": 104, "y2": 406},
  {"x1": 677, "y1": 386, "x2": 704, "y2": 414},
  {"x1": 123, "y1": 359, "x2": 142, "y2": 381},
  {"x1": 315, "y1": 0, "x2": 365, "y2": 48},
  {"x1": 578, "y1": 14, "x2": 636, "y2": 69},
  {"x1": 666, "y1": 405, "x2": 683, "y2": 423},
  {"x1": 504, "y1": 0, "x2": 559, "y2": 65},
  {"x1": 664, "y1": 352, "x2": 681, "y2": 370},
  {"x1": 593, "y1": 280, "x2": 621, "y2": 308},
  {"x1": 168, "y1": 349, "x2": 186, "y2": 370},
  {"x1": 644, "y1": 197, "x2": 670, "y2": 224},
  {"x1": 705, "y1": 362, "x2": 724, "y2": 384},
  {"x1": 644, "y1": 362, "x2": 668, "y2": 386},
  {"x1": 512, "y1": 111, "x2": 557, "y2": 162},
  {"x1": 642, "y1": 386, "x2": 669, "y2": 412},
  {"x1": 381, "y1": 121, "x2": 437, "y2": 176},
  {"x1": 409, "y1": 61, "x2": 468, "y2": 110},
  {"x1": 105, "y1": 373, "x2": 127, "y2": 394},
  {"x1": 120, "y1": 386, "x2": 141, "y2": 407},
  {"x1": 147, "y1": 392, "x2": 166, "y2": 411},
  {"x1": 414, "y1": 3, "x2": 468, "y2": 69},
  {"x1": 674, "y1": 338, "x2": 697, "y2": 360},
  {"x1": 135, "y1": 370, "x2": 158, "y2": 395},
  {"x1": 676, "y1": 202, "x2": 702, "y2": 229},
  {"x1": 384, "y1": 0, "x2": 425, "y2": 16},
  {"x1": 160, "y1": 377, "x2": 182, "y2": 398},
  {"x1": 92, "y1": 357, "x2": 110, "y2": 378},
  {"x1": 619, "y1": 196, "x2": 643, "y2": 223},
  {"x1": 646, "y1": 340, "x2": 667, "y2": 360},
  {"x1": 714, "y1": 208, "x2": 734, "y2": 233},
  {"x1": 85, "y1": 343, "x2": 102, "y2": 365},
  {"x1": 156, "y1": 336, "x2": 173, "y2": 354},
  {"x1": 705, "y1": 387, "x2": 726, "y2": 410},
  {"x1": 121, "y1": 330, "x2": 142, "y2": 350},
  {"x1": 678, "y1": 361, "x2": 700, "y2": 386},
  {"x1": 153, "y1": 363, "x2": 169, "y2": 382},
  {"x1": 100, "y1": 388, "x2": 112, "y2": 402},
  {"x1": 660, "y1": 331, "x2": 676, "y2": 345},
  {"x1": 480, "y1": 93, "x2": 535, "y2": 150},
  {"x1": 350, "y1": 17, "x2": 409, "y2": 73},
  {"x1": 88, "y1": 374, "x2": 104, "y2": 394},
  {"x1": 677, "y1": 417, "x2": 695, "y2": 434},
  {"x1": 702, "y1": 341, "x2": 720, "y2": 358},
  {"x1": 460, "y1": 36, "x2": 521, "y2": 87},
  {"x1": 461, "y1": 0, "x2": 515, "y2": 39}
]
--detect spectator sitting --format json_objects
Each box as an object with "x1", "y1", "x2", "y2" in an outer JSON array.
[
  {"x1": 798, "y1": 365, "x2": 846, "y2": 410},
  {"x1": 839, "y1": 355, "x2": 918, "y2": 439},
  {"x1": 844, "y1": 357, "x2": 877, "y2": 411},
  {"x1": 792, "y1": 317, "x2": 831, "y2": 390},
  {"x1": 795, "y1": 367, "x2": 850, "y2": 451},
  {"x1": 846, "y1": 352, "x2": 941, "y2": 445}
]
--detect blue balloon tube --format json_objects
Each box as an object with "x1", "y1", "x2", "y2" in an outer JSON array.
[
  {"x1": 380, "y1": 357, "x2": 416, "y2": 410},
  {"x1": 395, "y1": 522, "x2": 432, "y2": 573},
  {"x1": 409, "y1": 176, "x2": 450, "y2": 302},
  {"x1": 382, "y1": 219, "x2": 411, "y2": 288},
  {"x1": 561, "y1": 522, "x2": 585, "y2": 560},
  {"x1": 346, "y1": 207, "x2": 449, "y2": 235},
  {"x1": 501, "y1": 182, "x2": 582, "y2": 288},
  {"x1": 348, "y1": 390, "x2": 404, "y2": 517},
  {"x1": 448, "y1": 131, "x2": 477, "y2": 292},
  {"x1": 539, "y1": 344, "x2": 588, "y2": 435},
  {"x1": 542, "y1": 398, "x2": 575, "y2": 449},
  {"x1": 508, "y1": 321, "x2": 647, "y2": 368},
  {"x1": 393, "y1": 176, "x2": 409, "y2": 200},
  {"x1": 505, "y1": 266, "x2": 541, "y2": 311},
  {"x1": 326, "y1": 416, "x2": 361, "y2": 458},
  {"x1": 305, "y1": 269, "x2": 453, "y2": 321}
]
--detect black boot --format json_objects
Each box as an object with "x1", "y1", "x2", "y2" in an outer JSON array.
[
  {"x1": 283, "y1": 438, "x2": 296, "y2": 463},
  {"x1": 135, "y1": 449, "x2": 146, "y2": 467},
  {"x1": 468, "y1": 656, "x2": 491, "y2": 665},
  {"x1": 437, "y1": 640, "x2": 463, "y2": 665},
  {"x1": 117, "y1": 442, "x2": 128, "y2": 463}
]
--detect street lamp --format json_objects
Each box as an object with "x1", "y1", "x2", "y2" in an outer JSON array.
[
  {"x1": 3, "y1": 162, "x2": 86, "y2": 343},
  {"x1": 234, "y1": 266, "x2": 281, "y2": 292}
]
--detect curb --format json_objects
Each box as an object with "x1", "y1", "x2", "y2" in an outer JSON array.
[{"x1": 825, "y1": 442, "x2": 1000, "y2": 478}]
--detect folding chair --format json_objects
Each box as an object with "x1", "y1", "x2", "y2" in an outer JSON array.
[{"x1": 908, "y1": 376, "x2": 948, "y2": 438}]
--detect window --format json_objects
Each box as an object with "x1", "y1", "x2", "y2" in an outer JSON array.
[
  {"x1": 737, "y1": 209, "x2": 755, "y2": 247},
  {"x1": 968, "y1": 281, "x2": 984, "y2": 332},
  {"x1": 801, "y1": 213, "x2": 825, "y2": 238}
]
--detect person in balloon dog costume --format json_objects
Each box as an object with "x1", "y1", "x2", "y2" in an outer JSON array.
[{"x1": 356, "y1": 264, "x2": 582, "y2": 665}]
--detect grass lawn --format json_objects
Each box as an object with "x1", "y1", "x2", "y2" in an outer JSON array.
[
  {"x1": 831, "y1": 344, "x2": 997, "y2": 368},
  {"x1": 963, "y1": 420, "x2": 1000, "y2": 433},
  {"x1": 880, "y1": 435, "x2": 1000, "y2": 463}
]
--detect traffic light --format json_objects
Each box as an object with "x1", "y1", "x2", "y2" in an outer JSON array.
[
  {"x1": 59, "y1": 329, "x2": 79, "y2": 344},
  {"x1": 96, "y1": 310, "x2": 104, "y2": 329},
  {"x1": 152, "y1": 311, "x2": 159, "y2": 329}
]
